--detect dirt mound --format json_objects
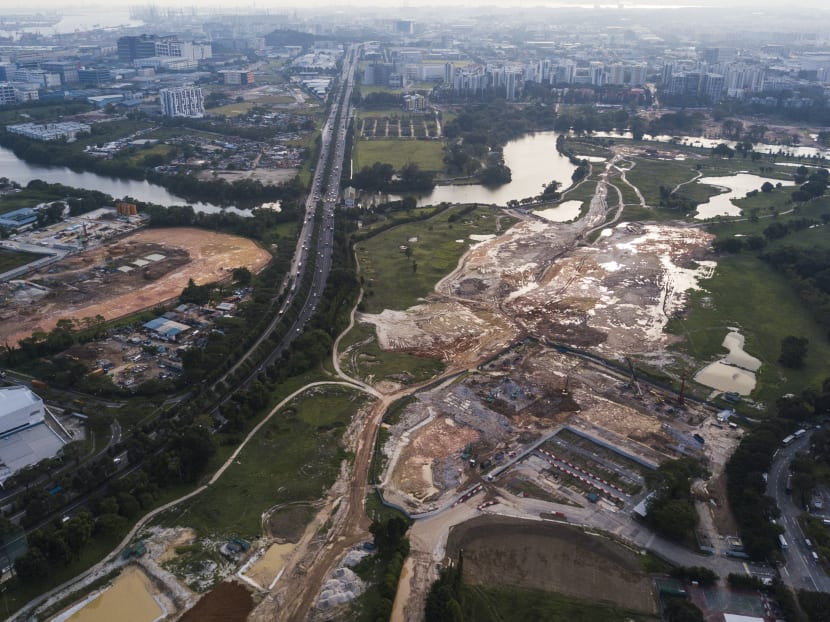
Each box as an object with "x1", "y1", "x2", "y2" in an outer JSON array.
[{"x1": 180, "y1": 580, "x2": 254, "y2": 622}]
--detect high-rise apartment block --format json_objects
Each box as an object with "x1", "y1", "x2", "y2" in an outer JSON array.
[{"x1": 159, "y1": 86, "x2": 205, "y2": 118}]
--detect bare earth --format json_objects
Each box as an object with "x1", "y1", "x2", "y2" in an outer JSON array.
[
  {"x1": 447, "y1": 515, "x2": 657, "y2": 614},
  {"x1": 0, "y1": 227, "x2": 271, "y2": 346}
]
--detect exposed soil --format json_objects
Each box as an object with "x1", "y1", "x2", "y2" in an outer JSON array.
[
  {"x1": 0, "y1": 227, "x2": 271, "y2": 346},
  {"x1": 446, "y1": 514, "x2": 656, "y2": 614},
  {"x1": 266, "y1": 505, "x2": 313, "y2": 542},
  {"x1": 179, "y1": 580, "x2": 255, "y2": 622}
]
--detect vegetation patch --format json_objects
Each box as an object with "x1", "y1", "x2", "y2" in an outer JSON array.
[
  {"x1": 156, "y1": 386, "x2": 366, "y2": 538},
  {"x1": 356, "y1": 204, "x2": 503, "y2": 313},
  {"x1": 354, "y1": 138, "x2": 445, "y2": 171},
  {"x1": 0, "y1": 248, "x2": 46, "y2": 272}
]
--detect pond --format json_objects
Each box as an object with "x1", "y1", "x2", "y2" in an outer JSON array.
[
  {"x1": 407, "y1": 131, "x2": 578, "y2": 207},
  {"x1": 693, "y1": 173, "x2": 795, "y2": 219}
]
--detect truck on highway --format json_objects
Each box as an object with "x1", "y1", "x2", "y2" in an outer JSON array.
[{"x1": 779, "y1": 534, "x2": 789, "y2": 550}]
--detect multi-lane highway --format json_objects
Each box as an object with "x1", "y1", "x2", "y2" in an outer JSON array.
[
  {"x1": 217, "y1": 44, "x2": 358, "y2": 383},
  {"x1": 768, "y1": 430, "x2": 830, "y2": 592}
]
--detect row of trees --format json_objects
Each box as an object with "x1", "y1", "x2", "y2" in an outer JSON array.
[{"x1": 351, "y1": 162, "x2": 436, "y2": 193}]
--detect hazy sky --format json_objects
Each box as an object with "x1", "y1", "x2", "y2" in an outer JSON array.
[{"x1": 6, "y1": 0, "x2": 830, "y2": 10}]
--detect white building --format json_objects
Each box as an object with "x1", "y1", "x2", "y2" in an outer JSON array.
[
  {"x1": 159, "y1": 86, "x2": 205, "y2": 118},
  {"x1": 6, "y1": 121, "x2": 91, "y2": 141},
  {"x1": 0, "y1": 386, "x2": 45, "y2": 437}
]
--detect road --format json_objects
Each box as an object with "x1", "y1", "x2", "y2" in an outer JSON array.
[
  {"x1": 767, "y1": 431, "x2": 830, "y2": 592},
  {"x1": 218, "y1": 44, "x2": 358, "y2": 385}
]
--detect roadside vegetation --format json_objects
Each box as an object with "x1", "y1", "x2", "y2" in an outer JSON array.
[{"x1": 156, "y1": 385, "x2": 366, "y2": 538}]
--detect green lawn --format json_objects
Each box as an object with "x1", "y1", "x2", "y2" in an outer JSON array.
[
  {"x1": 668, "y1": 252, "x2": 830, "y2": 407},
  {"x1": 461, "y1": 585, "x2": 658, "y2": 622},
  {"x1": 155, "y1": 385, "x2": 367, "y2": 538},
  {"x1": 356, "y1": 205, "x2": 503, "y2": 313},
  {"x1": 207, "y1": 102, "x2": 256, "y2": 116},
  {"x1": 0, "y1": 248, "x2": 46, "y2": 272},
  {"x1": 354, "y1": 138, "x2": 445, "y2": 171}
]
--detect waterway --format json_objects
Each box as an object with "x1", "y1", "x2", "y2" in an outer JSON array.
[
  {"x1": 0, "y1": 146, "x2": 246, "y2": 215},
  {"x1": 408, "y1": 131, "x2": 579, "y2": 207}
]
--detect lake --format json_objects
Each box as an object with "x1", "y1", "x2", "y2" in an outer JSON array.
[{"x1": 408, "y1": 131, "x2": 579, "y2": 207}]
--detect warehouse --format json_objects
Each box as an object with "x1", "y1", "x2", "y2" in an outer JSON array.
[{"x1": 0, "y1": 386, "x2": 64, "y2": 486}]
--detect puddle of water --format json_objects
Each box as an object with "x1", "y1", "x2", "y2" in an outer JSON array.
[
  {"x1": 694, "y1": 361, "x2": 756, "y2": 395},
  {"x1": 59, "y1": 566, "x2": 165, "y2": 622},
  {"x1": 245, "y1": 542, "x2": 296, "y2": 589},
  {"x1": 694, "y1": 330, "x2": 761, "y2": 395},
  {"x1": 721, "y1": 331, "x2": 761, "y2": 371},
  {"x1": 535, "y1": 200, "x2": 584, "y2": 222},
  {"x1": 693, "y1": 173, "x2": 795, "y2": 219}
]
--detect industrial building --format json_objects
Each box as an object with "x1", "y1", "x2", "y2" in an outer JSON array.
[
  {"x1": 5, "y1": 121, "x2": 91, "y2": 142},
  {"x1": 143, "y1": 317, "x2": 191, "y2": 341},
  {"x1": 0, "y1": 386, "x2": 64, "y2": 486}
]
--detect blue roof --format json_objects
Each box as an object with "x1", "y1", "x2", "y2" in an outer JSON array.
[{"x1": 143, "y1": 317, "x2": 166, "y2": 330}]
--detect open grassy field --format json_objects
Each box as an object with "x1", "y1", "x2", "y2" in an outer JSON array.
[
  {"x1": 354, "y1": 138, "x2": 445, "y2": 171},
  {"x1": 668, "y1": 250, "x2": 830, "y2": 407},
  {"x1": 339, "y1": 321, "x2": 445, "y2": 384},
  {"x1": 156, "y1": 385, "x2": 367, "y2": 538},
  {"x1": 207, "y1": 102, "x2": 257, "y2": 116},
  {"x1": 356, "y1": 205, "x2": 508, "y2": 313},
  {"x1": 461, "y1": 585, "x2": 659, "y2": 622}
]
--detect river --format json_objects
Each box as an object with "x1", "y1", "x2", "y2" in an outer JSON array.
[
  {"x1": 0, "y1": 145, "x2": 247, "y2": 215},
  {"x1": 408, "y1": 131, "x2": 578, "y2": 207}
]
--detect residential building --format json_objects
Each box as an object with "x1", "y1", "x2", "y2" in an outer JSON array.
[
  {"x1": 159, "y1": 86, "x2": 205, "y2": 118},
  {"x1": 0, "y1": 83, "x2": 15, "y2": 106}
]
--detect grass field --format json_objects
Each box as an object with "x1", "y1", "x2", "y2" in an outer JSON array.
[
  {"x1": 353, "y1": 138, "x2": 445, "y2": 171},
  {"x1": 339, "y1": 322, "x2": 445, "y2": 384},
  {"x1": 0, "y1": 249, "x2": 44, "y2": 273},
  {"x1": 207, "y1": 102, "x2": 257, "y2": 116},
  {"x1": 156, "y1": 385, "x2": 367, "y2": 538},
  {"x1": 356, "y1": 205, "x2": 506, "y2": 313},
  {"x1": 668, "y1": 252, "x2": 830, "y2": 406},
  {"x1": 461, "y1": 585, "x2": 658, "y2": 622}
]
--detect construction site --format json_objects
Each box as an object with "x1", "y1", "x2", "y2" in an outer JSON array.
[
  {"x1": 357, "y1": 163, "x2": 754, "y2": 619},
  {"x1": 0, "y1": 226, "x2": 271, "y2": 347}
]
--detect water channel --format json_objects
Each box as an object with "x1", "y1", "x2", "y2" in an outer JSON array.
[{"x1": 0, "y1": 145, "x2": 246, "y2": 215}]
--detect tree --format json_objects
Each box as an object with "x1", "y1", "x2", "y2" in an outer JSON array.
[
  {"x1": 779, "y1": 336, "x2": 809, "y2": 369},
  {"x1": 664, "y1": 598, "x2": 705, "y2": 622},
  {"x1": 761, "y1": 181, "x2": 774, "y2": 193},
  {"x1": 232, "y1": 267, "x2": 252, "y2": 285}
]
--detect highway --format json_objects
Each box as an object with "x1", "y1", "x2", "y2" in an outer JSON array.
[
  {"x1": 767, "y1": 430, "x2": 830, "y2": 592},
  {"x1": 217, "y1": 44, "x2": 357, "y2": 384}
]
